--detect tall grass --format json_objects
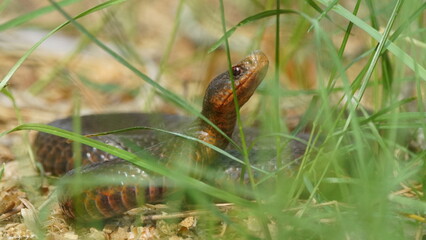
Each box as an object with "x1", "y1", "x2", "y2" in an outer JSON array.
[{"x1": 1, "y1": 0, "x2": 426, "y2": 239}]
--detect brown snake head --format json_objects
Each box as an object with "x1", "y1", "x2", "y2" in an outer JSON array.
[
  {"x1": 193, "y1": 51, "x2": 269, "y2": 162},
  {"x1": 202, "y1": 50, "x2": 269, "y2": 117}
]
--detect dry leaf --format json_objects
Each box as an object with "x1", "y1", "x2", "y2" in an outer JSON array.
[
  {"x1": 179, "y1": 217, "x2": 197, "y2": 229},
  {"x1": 129, "y1": 226, "x2": 159, "y2": 240},
  {"x1": 87, "y1": 228, "x2": 105, "y2": 240}
]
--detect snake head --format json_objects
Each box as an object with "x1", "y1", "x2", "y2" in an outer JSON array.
[{"x1": 202, "y1": 50, "x2": 269, "y2": 116}]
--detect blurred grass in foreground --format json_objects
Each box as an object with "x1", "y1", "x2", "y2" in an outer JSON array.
[{"x1": 1, "y1": 0, "x2": 426, "y2": 239}]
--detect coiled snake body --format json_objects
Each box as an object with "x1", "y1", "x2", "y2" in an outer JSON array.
[{"x1": 34, "y1": 51, "x2": 272, "y2": 221}]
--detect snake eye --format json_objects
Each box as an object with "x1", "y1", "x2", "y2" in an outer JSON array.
[{"x1": 232, "y1": 66, "x2": 243, "y2": 77}]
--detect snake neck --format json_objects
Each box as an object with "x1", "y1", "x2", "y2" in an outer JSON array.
[
  {"x1": 198, "y1": 110, "x2": 237, "y2": 149},
  {"x1": 178, "y1": 110, "x2": 236, "y2": 168}
]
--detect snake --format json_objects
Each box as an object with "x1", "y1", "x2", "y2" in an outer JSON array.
[{"x1": 34, "y1": 51, "x2": 303, "y2": 222}]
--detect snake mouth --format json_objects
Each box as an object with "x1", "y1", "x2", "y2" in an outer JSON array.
[{"x1": 220, "y1": 50, "x2": 269, "y2": 109}]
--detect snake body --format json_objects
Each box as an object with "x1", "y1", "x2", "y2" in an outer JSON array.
[{"x1": 34, "y1": 51, "x2": 272, "y2": 221}]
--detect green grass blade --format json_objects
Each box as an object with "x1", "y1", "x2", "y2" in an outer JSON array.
[
  {"x1": 316, "y1": 0, "x2": 426, "y2": 81},
  {"x1": 353, "y1": 0, "x2": 403, "y2": 101},
  {"x1": 327, "y1": 0, "x2": 361, "y2": 89},
  {"x1": 218, "y1": 2, "x2": 272, "y2": 238},
  {"x1": 0, "y1": 0, "x2": 127, "y2": 91},
  {"x1": 0, "y1": 163, "x2": 4, "y2": 180},
  {"x1": 389, "y1": 3, "x2": 426, "y2": 41},
  {"x1": 0, "y1": 0, "x2": 84, "y2": 31},
  {"x1": 218, "y1": 0, "x2": 256, "y2": 189},
  {"x1": 360, "y1": 97, "x2": 416, "y2": 125},
  {"x1": 208, "y1": 9, "x2": 303, "y2": 53}
]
